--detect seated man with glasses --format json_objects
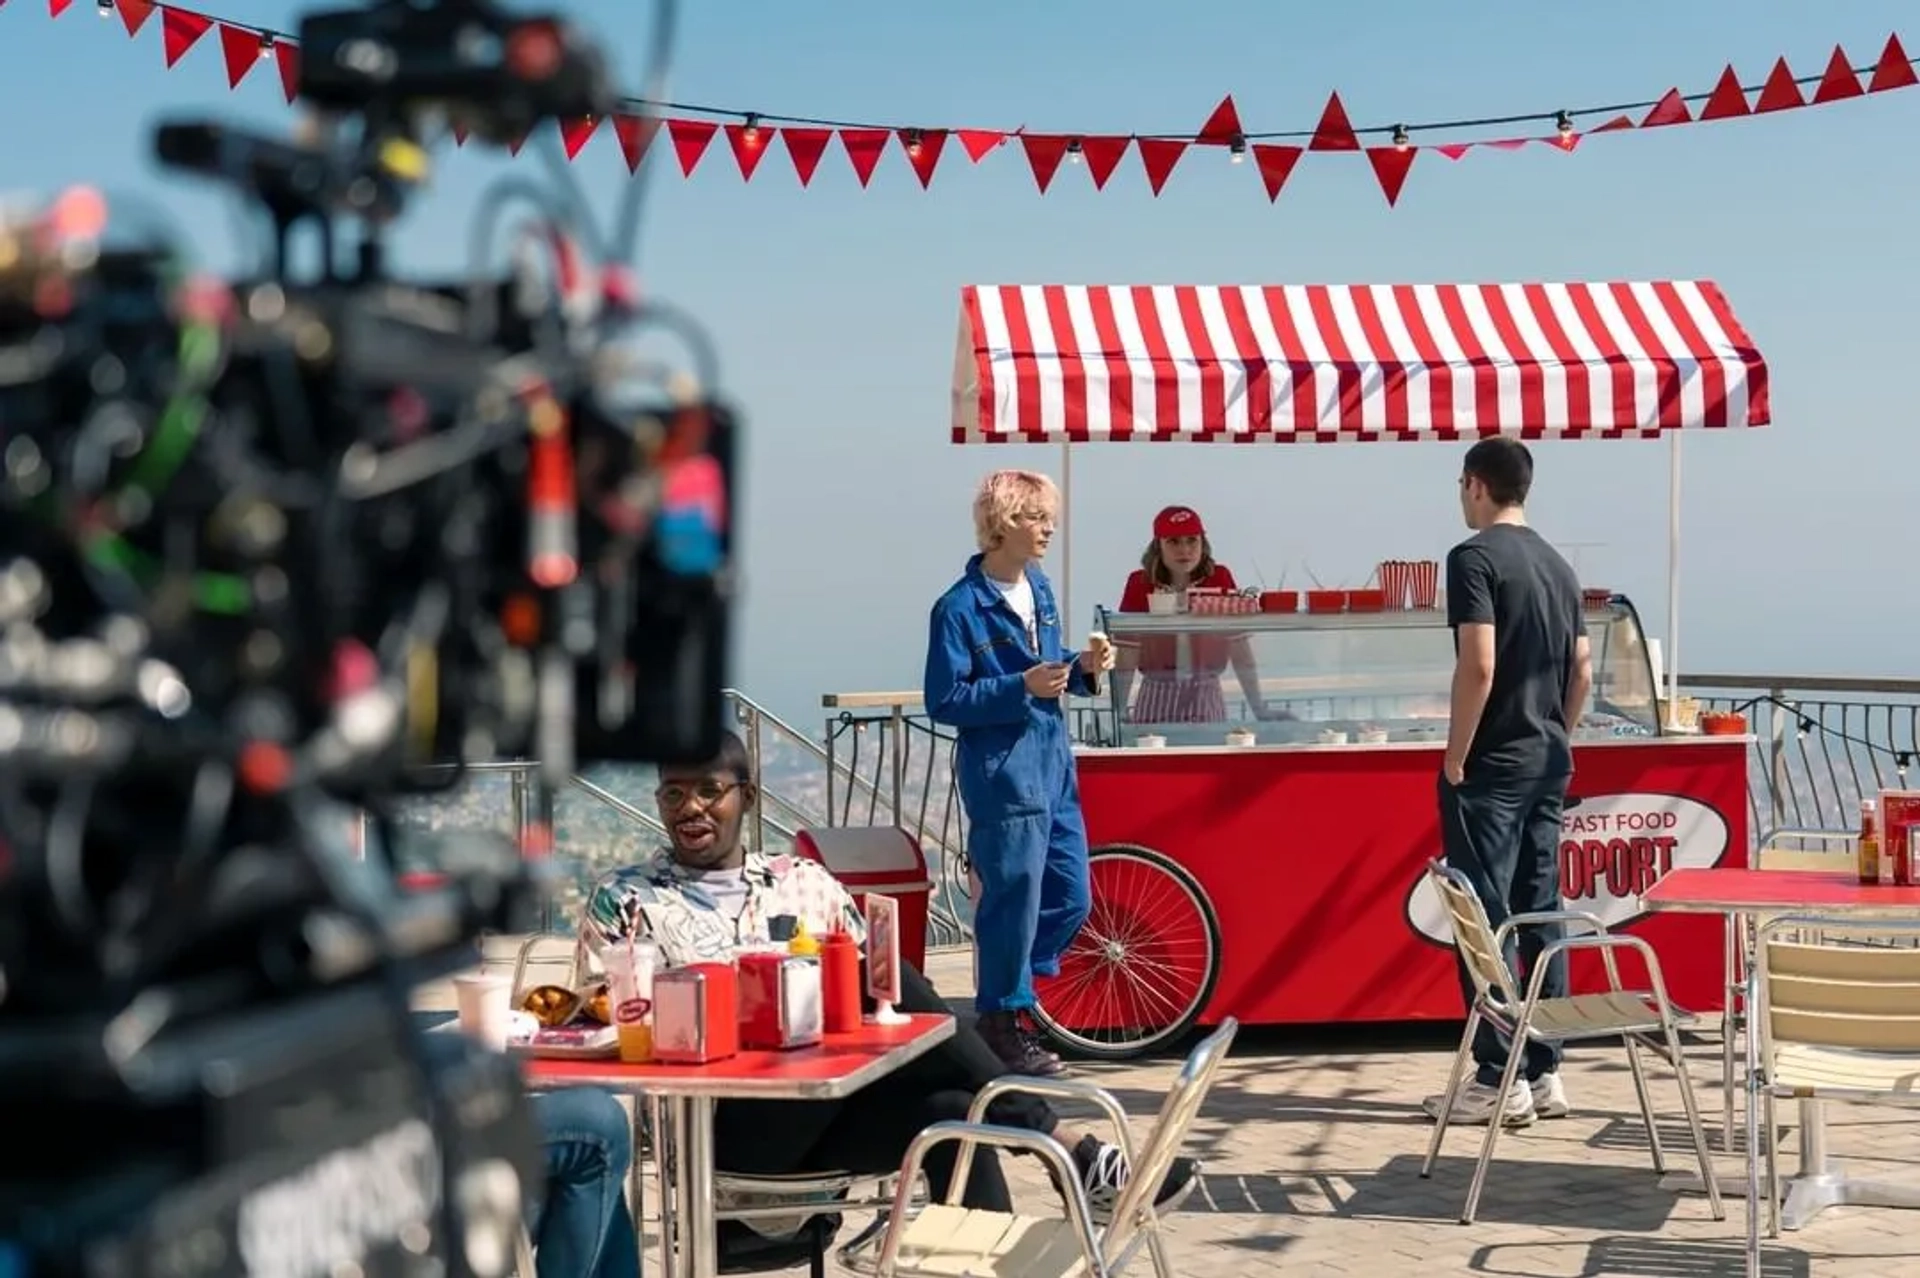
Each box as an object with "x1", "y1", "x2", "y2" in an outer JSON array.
[{"x1": 575, "y1": 730, "x2": 1197, "y2": 1225}]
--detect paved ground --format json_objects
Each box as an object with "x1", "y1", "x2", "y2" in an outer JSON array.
[{"x1": 455, "y1": 942, "x2": 1920, "y2": 1277}]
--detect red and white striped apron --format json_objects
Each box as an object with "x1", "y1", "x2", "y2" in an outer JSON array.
[{"x1": 1132, "y1": 675, "x2": 1228, "y2": 724}]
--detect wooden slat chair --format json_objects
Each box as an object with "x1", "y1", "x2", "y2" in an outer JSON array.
[
  {"x1": 1743, "y1": 917, "x2": 1920, "y2": 1271},
  {"x1": 1419, "y1": 860, "x2": 1724, "y2": 1225},
  {"x1": 870, "y1": 1018, "x2": 1237, "y2": 1278}
]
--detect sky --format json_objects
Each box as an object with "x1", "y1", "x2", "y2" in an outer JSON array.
[{"x1": 4, "y1": 0, "x2": 1917, "y2": 728}]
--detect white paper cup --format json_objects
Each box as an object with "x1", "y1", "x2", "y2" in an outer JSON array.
[
  {"x1": 453, "y1": 971, "x2": 514, "y2": 1051},
  {"x1": 1147, "y1": 592, "x2": 1179, "y2": 616},
  {"x1": 1226, "y1": 729, "x2": 1257, "y2": 748},
  {"x1": 1316, "y1": 729, "x2": 1348, "y2": 745},
  {"x1": 1135, "y1": 733, "x2": 1168, "y2": 749}
]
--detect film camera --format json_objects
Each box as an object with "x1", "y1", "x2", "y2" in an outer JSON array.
[{"x1": 0, "y1": 0, "x2": 730, "y2": 1272}]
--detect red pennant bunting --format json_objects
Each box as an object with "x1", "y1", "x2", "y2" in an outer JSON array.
[
  {"x1": 839, "y1": 129, "x2": 888, "y2": 187},
  {"x1": 667, "y1": 118, "x2": 718, "y2": 176},
  {"x1": 506, "y1": 131, "x2": 529, "y2": 157},
  {"x1": 161, "y1": 6, "x2": 213, "y2": 68},
  {"x1": 780, "y1": 127, "x2": 831, "y2": 186},
  {"x1": 955, "y1": 129, "x2": 1004, "y2": 162},
  {"x1": 1435, "y1": 142, "x2": 1473, "y2": 161},
  {"x1": 724, "y1": 123, "x2": 771, "y2": 180},
  {"x1": 217, "y1": 24, "x2": 260, "y2": 88},
  {"x1": 1813, "y1": 45, "x2": 1864, "y2": 103},
  {"x1": 1870, "y1": 34, "x2": 1919, "y2": 92},
  {"x1": 117, "y1": 0, "x2": 155, "y2": 37},
  {"x1": 1365, "y1": 147, "x2": 1417, "y2": 207},
  {"x1": 1484, "y1": 138, "x2": 1529, "y2": 151},
  {"x1": 1136, "y1": 138, "x2": 1185, "y2": 195},
  {"x1": 1309, "y1": 92, "x2": 1360, "y2": 151},
  {"x1": 1196, "y1": 95, "x2": 1243, "y2": 145},
  {"x1": 560, "y1": 116, "x2": 600, "y2": 161},
  {"x1": 1700, "y1": 65, "x2": 1750, "y2": 119},
  {"x1": 898, "y1": 129, "x2": 948, "y2": 189},
  {"x1": 1021, "y1": 134, "x2": 1070, "y2": 193},
  {"x1": 1547, "y1": 133, "x2": 1581, "y2": 153},
  {"x1": 452, "y1": 124, "x2": 469, "y2": 147},
  {"x1": 273, "y1": 38, "x2": 299, "y2": 103},
  {"x1": 1079, "y1": 136, "x2": 1130, "y2": 189},
  {"x1": 1592, "y1": 114, "x2": 1637, "y2": 132},
  {"x1": 1755, "y1": 58, "x2": 1805, "y2": 112},
  {"x1": 1640, "y1": 88, "x2": 1691, "y2": 127},
  {"x1": 613, "y1": 114, "x2": 657, "y2": 173},
  {"x1": 48, "y1": 0, "x2": 74, "y2": 16},
  {"x1": 1250, "y1": 144, "x2": 1301, "y2": 202}
]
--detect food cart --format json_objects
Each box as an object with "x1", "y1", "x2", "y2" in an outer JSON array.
[{"x1": 949, "y1": 281, "x2": 1770, "y2": 1058}]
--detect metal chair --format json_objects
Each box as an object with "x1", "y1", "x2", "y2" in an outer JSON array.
[
  {"x1": 1743, "y1": 916, "x2": 1920, "y2": 1274},
  {"x1": 871, "y1": 1019, "x2": 1236, "y2": 1278},
  {"x1": 1419, "y1": 860, "x2": 1724, "y2": 1225}
]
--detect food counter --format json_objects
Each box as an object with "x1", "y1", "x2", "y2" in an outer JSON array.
[{"x1": 1031, "y1": 594, "x2": 1750, "y2": 1058}]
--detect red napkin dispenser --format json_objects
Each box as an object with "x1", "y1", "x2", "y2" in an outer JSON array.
[
  {"x1": 738, "y1": 951, "x2": 824, "y2": 1051},
  {"x1": 652, "y1": 962, "x2": 740, "y2": 1063}
]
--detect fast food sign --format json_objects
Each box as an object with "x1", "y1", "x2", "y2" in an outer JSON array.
[{"x1": 1404, "y1": 791, "x2": 1731, "y2": 944}]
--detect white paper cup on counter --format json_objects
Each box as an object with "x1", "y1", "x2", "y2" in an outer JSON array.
[
  {"x1": 453, "y1": 971, "x2": 514, "y2": 1050},
  {"x1": 1358, "y1": 727, "x2": 1389, "y2": 745},
  {"x1": 1135, "y1": 733, "x2": 1168, "y2": 749},
  {"x1": 1147, "y1": 591, "x2": 1180, "y2": 616},
  {"x1": 1226, "y1": 728, "x2": 1257, "y2": 748},
  {"x1": 1316, "y1": 729, "x2": 1348, "y2": 745}
]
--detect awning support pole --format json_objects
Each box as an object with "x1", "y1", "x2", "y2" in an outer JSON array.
[
  {"x1": 1060, "y1": 439, "x2": 1073, "y2": 637},
  {"x1": 1665, "y1": 431, "x2": 1682, "y2": 727}
]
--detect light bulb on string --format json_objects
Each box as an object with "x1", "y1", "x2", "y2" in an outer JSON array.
[
  {"x1": 1900, "y1": 752, "x2": 1913, "y2": 786},
  {"x1": 1228, "y1": 134, "x2": 1247, "y2": 164},
  {"x1": 905, "y1": 128, "x2": 924, "y2": 159},
  {"x1": 1798, "y1": 717, "x2": 1814, "y2": 739},
  {"x1": 1391, "y1": 124, "x2": 1410, "y2": 152},
  {"x1": 1555, "y1": 110, "x2": 1574, "y2": 140},
  {"x1": 97, "y1": 0, "x2": 113, "y2": 16},
  {"x1": 741, "y1": 113, "x2": 762, "y2": 147},
  {"x1": 261, "y1": 32, "x2": 276, "y2": 60},
  {"x1": 1066, "y1": 138, "x2": 1083, "y2": 164}
]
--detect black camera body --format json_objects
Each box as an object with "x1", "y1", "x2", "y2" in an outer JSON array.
[{"x1": 0, "y1": 1, "x2": 723, "y2": 1273}]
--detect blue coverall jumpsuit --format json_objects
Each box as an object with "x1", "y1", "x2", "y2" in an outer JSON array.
[{"x1": 923, "y1": 554, "x2": 1093, "y2": 1015}]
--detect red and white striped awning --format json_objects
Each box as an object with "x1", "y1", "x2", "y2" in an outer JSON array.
[{"x1": 951, "y1": 282, "x2": 1770, "y2": 443}]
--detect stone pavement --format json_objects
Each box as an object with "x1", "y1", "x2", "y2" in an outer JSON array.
[{"x1": 463, "y1": 940, "x2": 1920, "y2": 1277}]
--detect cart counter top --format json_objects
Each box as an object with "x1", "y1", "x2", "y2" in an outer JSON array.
[{"x1": 1076, "y1": 734, "x2": 1752, "y2": 758}]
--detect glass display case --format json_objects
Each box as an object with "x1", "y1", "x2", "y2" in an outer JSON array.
[{"x1": 1094, "y1": 595, "x2": 1662, "y2": 749}]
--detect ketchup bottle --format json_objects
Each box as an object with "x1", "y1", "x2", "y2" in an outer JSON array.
[{"x1": 820, "y1": 929, "x2": 863, "y2": 1033}]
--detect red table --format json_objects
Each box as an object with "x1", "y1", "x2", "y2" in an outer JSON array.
[
  {"x1": 1642, "y1": 869, "x2": 1920, "y2": 1230},
  {"x1": 525, "y1": 1014, "x2": 954, "y2": 1278}
]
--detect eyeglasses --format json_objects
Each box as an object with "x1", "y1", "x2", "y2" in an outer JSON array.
[{"x1": 654, "y1": 779, "x2": 743, "y2": 810}]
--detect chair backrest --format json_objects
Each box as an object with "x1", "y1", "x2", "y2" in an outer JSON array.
[
  {"x1": 1756, "y1": 829, "x2": 1855, "y2": 874},
  {"x1": 1100, "y1": 1018, "x2": 1238, "y2": 1261},
  {"x1": 1424, "y1": 860, "x2": 1518, "y2": 1007},
  {"x1": 1760, "y1": 918, "x2": 1920, "y2": 1056}
]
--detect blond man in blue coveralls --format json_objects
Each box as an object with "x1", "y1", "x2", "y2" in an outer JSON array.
[{"x1": 923, "y1": 470, "x2": 1112, "y2": 1075}]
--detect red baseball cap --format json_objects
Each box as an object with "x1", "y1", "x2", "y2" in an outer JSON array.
[{"x1": 1152, "y1": 505, "x2": 1206, "y2": 539}]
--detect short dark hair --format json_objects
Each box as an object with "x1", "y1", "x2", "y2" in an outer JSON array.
[
  {"x1": 1462, "y1": 436, "x2": 1533, "y2": 507},
  {"x1": 662, "y1": 729, "x2": 754, "y2": 782}
]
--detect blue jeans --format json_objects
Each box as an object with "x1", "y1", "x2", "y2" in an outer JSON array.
[
  {"x1": 531, "y1": 1089, "x2": 640, "y2": 1278},
  {"x1": 1438, "y1": 771, "x2": 1570, "y2": 1087}
]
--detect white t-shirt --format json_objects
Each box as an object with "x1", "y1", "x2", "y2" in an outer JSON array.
[
  {"x1": 692, "y1": 867, "x2": 750, "y2": 921},
  {"x1": 990, "y1": 573, "x2": 1038, "y2": 649}
]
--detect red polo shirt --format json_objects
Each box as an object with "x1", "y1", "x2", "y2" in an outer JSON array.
[{"x1": 1117, "y1": 564, "x2": 1240, "y2": 674}]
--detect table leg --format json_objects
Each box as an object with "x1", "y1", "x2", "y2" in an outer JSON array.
[
  {"x1": 650, "y1": 1096, "x2": 679, "y2": 1278},
  {"x1": 680, "y1": 1097, "x2": 719, "y2": 1278}
]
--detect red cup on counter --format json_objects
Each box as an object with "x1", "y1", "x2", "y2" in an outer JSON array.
[
  {"x1": 1305, "y1": 589, "x2": 1345, "y2": 614},
  {"x1": 821, "y1": 930, "x2": 863, "y2": 1033},
  {"x1": 1259, "y1": 590, "x2": 1298, "y2": 614},
  {"x1": 1347, "y1": 589, "x2": 1386, "y2": 613},
  {"x1": 1699, "y1": 711, "x2": 1748, "y2": 736}
]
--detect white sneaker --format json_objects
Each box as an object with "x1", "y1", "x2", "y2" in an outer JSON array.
[
  {"x1": 1529, "y1": 1073, "x2": 1570, "y2": 1119},
  {"x1": 1421, "y1": 1079, "x2": 1536, "y2": 1126}
]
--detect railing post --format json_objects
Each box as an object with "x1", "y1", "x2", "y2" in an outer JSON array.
[
  {"x1": 889, "y1": 705, "x2": 907, "y2": 829},
  {"x1": 1768, "y1": 685, "x2": 1787, "y2": 833},
  {"x1": 823, "y1": 714, "x2": 839, "y2": 830},
  {"x1": 735, "y1": 696, "x2": 765, "y2": 853},
  {"x1": 532, "y1": 775, "x2": 557, "y2": 933}
]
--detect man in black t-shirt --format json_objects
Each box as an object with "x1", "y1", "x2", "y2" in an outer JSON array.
[{"x1": 1422, "y1": 437, "x2": 1592, "y2": 1129}]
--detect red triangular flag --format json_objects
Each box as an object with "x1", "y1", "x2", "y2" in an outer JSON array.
[
  {"x1": 559, "y1": 116, "x2": 600, "y2": 161},
  {"x1": 48, "y1": 0, "x2": 74, "y2": 16},
  {"x1": 1699, "y1": 65, "x2": 1750, "y2": 120},
  {"x1": 452, "y1": 124, "x2": 469, "y2": 147},
  {"x1": 1813, "y1": 45, "x2": 1864, "y2": 103},
  {"x1": 1365, "y1": 147, "x2": 1417, "y2": 207},
  {"x1": 1592, "y1": 114, "x2": 1637, "y2": 133},
  {"x1": 724, "y1": 123, "x2": 771, "y2": 180},
  {"x1": 613, "y1": 114, "x2": 656, "y2": 173},
  {"x1": 1309, "y1": 92, "x2": 1360, "y2": 152},
  {"x1": 1484, "y1": 138, "x2": 1529, "y2": 151},
  {"x1": 1546, "y1": 133, "x2": 1581, "y2": 153},
  {"x1": 217, "y1": 24, "x2": 261, "y2": 87},
  {"x1": 667, "y1": 119, "x2": 717, "y2": 176},
  {"x1": 839, "y1": 129, "x2": 888, "y2": 187},
  {"x1": 1869, "y1": 34, "x2": 1919, "y2": 92},
  {"x1": 956, "y1": 129, "x2": 1004, "y2": 163},
  {"x1": 1755, "y1": 57, "x2": 1806, "y2": 112},
  {"x1": 117, "y1": 0, "x2": 155, "y2": 37},
  {"x1": 1640, "y1": 88, "x2": 1691, "y2": 128},
  {"x1": 780, "y1": 127, "x2": 831, "y2": 186},
  {"x1": 1250, "y1": 144, "x2": 1301, "y2": 202},
  {"x1": 1196, "y1": 94, "x2": 1243, "y2": 145},
  {"x1": 1021, "y1": 134, "x2": 1070, "y2": 193},
  {"x1": 1137, "y1": 138, "x2": 1185, "y2": 195},
  {"x1": 1436, "y1": 142, "x2": 1473, "y2": 161},
  {"x1": 898, "y1": 129, "x2": 948, "y2": 189},
  {"x1": 1079, "y1": 137, "x2": 1130, "y2": 189},
  {"x1": 273, "y1": 38, "x2": 299, "y2": 103},
  {"x1": 161, "y1": 7, "x2": 213, "y2": 68}
]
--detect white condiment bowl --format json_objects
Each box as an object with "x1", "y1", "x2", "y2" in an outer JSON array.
[
  {"x1": 1316, "y1": 729, "x2": 1349, "y2": 745},
  {"x1": 1225, "y1": 729, "x2": 1257, "y2": 748},
  {"x1": 1135, "y1": 733, "x2": 1168, "y2": 749}
]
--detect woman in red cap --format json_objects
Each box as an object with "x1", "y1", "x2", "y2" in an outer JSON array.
[{"x1": 1115, "y1": 505, "x2": 1283, "y2": 723}]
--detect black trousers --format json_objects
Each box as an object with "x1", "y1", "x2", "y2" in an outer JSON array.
[
  {"x1": 1438, "y1": 770, "x2": 1571, "y2": 1086},
  {"x1": 712, "y1": 960, "x2": 1057, "y2": 1211}
]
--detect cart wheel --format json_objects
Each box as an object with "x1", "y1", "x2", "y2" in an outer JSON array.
[{"x1": 1030, "y1": 844, "x2": 1222, "y2": 1060}]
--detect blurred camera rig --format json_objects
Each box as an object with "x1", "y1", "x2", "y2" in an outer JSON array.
[{"x1": 0, "y1": 0, "x2": 730, "y2": 1273}]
